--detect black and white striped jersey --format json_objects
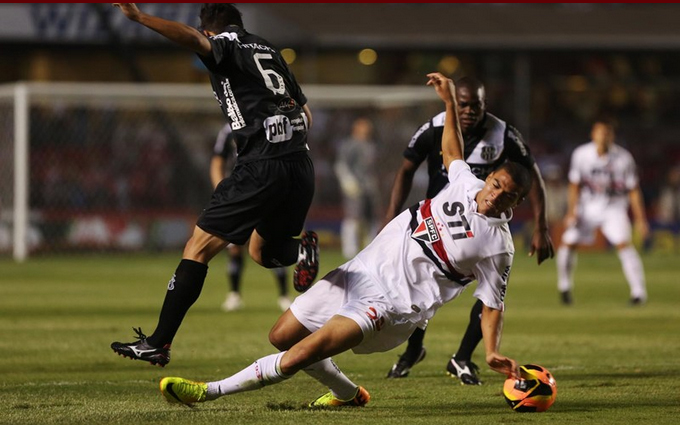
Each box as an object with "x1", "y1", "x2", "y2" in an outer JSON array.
[
  {"x1": 199, "y1": 26, "x2": 309, "y2": 163},
  {"x1": 403, "y1": 112, "x2": 535, "y2": 198}
]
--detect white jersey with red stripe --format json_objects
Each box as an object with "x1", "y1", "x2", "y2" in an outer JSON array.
[
  {"x1": 354, "y1": 160, "x2": 514, "y2": 327},
  {"x1": 568, "y1": 142, "x2": 638, "y2": 214}
]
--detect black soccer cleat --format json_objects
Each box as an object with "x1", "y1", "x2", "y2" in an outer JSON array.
[
  {"x1": 446, "y1": 355, "x2": 482, "y2": 385},
  {"x1": 293, "y1": 231, "x2": 319, "y2": 293},
  {"x1": 560, "y1": 290, "x2": 573, "y2": 305},
  {"x1": 386, "y1": 347, "x2": 427, "y2": 378},
  {"x1": 111, "y1": 327, "x2": 170, "y2": 367}
]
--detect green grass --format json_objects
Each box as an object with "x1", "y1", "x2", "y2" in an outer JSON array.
[{"x1": 0, "y1": 247, "x2": 678, "y2": 424}]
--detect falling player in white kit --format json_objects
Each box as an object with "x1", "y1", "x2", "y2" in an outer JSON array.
[
  {"x1": 156, "y1": 73, "x2": 529, "y2": 408},
  {"x1": 557, "y1": 119, "x2": 649, "y2": 305}
]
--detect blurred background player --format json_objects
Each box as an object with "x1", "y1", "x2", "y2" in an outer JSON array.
[
  {"x1": 334, "y1": 117, "x2": 380, "y2": 259},
  {"x1": 110, "y1": 3, "x2": 318, "y2": 367},
  {"x1": 211, "y1": 124, "x2": 291, "y2": 312},
  {"x1": 556, "y1": 118, "x2": 648, "y2": 305},
  {"x1": 384, "y1": 76, "x2": 554, "y2": 384}
]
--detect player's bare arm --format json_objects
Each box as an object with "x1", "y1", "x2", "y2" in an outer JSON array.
[
  {"x1": 210, "y1": 156, "x2": 225, "y2": 190},
  {"x1": 629, "y1": 186, "x2": 650, "y2": 240},
  {"x1": 527, "y1": 163, "x2": 555, "y2": 264},
  {"x1": 302, "y1": 104, "x2": 313, "y2": 130},
  {"x1": 427, "y1": 72, "x2": 463, "y2": 170},
  {"x1": 112, "y1": 3, "x2": 212, "y2": 56},
  {"x1": 481, "y1": 305, "x2": 519, "y2": 379},
  {"x1": 563, "y1": 182, "x2": 580, "y2": 229}
]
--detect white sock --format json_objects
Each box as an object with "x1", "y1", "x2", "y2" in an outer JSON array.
[
  {"x1": 617, "y1": 246, "x2": 647, "y2": 300},
  {"x1": 303, "y1": 357, "x2": 358, "y2": 400},
  {"x1": 556, "y1": 246, "x2": 576, "y2": 292},
  {"x1": 206, "y1": 352, "x2": 291, "y2": 400}
]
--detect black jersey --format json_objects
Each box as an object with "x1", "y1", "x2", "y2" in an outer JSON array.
[
  {"x1": 403, "y1": 112, "x2": 535, "y2": 198},
  {"x1": 199, "y1": 26, "x2": 309, "y2": 163}
]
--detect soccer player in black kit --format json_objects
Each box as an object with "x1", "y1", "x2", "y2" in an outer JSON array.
[
  {"x1": 385, "y1": 77, "x2": 554, "y2": 384},
  {"x1": 110, "y1": 3, "x2": 318, "y2": 367}
]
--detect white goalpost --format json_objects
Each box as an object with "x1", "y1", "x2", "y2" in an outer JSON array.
[{"x1": 0, "y1": 82, "x2": 440, "y2": 261}]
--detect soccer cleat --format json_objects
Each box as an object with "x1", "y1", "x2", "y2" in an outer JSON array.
[
  {"x1": 293, "y1": 231, "x2": 319, "y2": 293},
  {"x1": 221, "y1": 292, "x2": 243, "y2": 312},
  {"x1": 446, "y1": 355, "x2": 482, "y2": 385},
  {"x1": 160, "y1": 377, "x2": 207, "y2": 406},
  {"x1": 386, "y1": 347, "x2": 427, "y2": 378},
  {"x1": 308, "y1": 386, "x2": 370, "y2": 408},
  {"x1": 560, "y1": 290, "x2": 573, "y2": 305},
  {"x1": 629, "y1": 297, "x2": 645, "y2": 306},
  {"x1": 111, "y1": 327, "x2": 170, "y2": 367}
]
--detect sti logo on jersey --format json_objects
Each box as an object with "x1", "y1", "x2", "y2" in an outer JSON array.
[
  {"x1": 412, "y1": 217, "x2": 441, "y2": 243},
  {"x1": 264, "y1": 115, "x2": 293, "y2": 143}
]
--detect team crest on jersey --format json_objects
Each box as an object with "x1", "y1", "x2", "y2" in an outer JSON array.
[
  {"x1": 481, "y1": 146, "x2": 496, "y2": 161},
  {"x1": 277, "y1": 97, "x2": 297, "y2": 113},
  {"x1": 411, "y1": 217, "x2": 440, "y2": 243}
]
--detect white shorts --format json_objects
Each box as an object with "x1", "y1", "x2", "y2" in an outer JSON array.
[
  {"x1": 290, "y1": 258, "x2": 417, "y2": 354},
  {"x1": 561, "y1": 207, "x2": 632, "y2": 246}
]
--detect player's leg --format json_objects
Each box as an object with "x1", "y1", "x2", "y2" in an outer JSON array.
[
  {"x1": 556, "y1": 216, "x2": 593, "y2": 304},
  {"x1": 386, "y1": 326, "x2": 427, "y2": 378},
  {"x1": 248, "y1": 154, "x2": 318, "y2": 292},
  {"x1": 272, "y1": 267, "x2": 291, "y2": 311},
  {"x1": 602, "y1": 212, "x2": 647, "y2": 304},
  {"x1": 222, "y1": 244, "x2": 244, "y2": 311},
  {"x1": 111, "y1": 226, "x2": 228, "y2": 365},
  {"x1": 446, "y1": 299, "x2": 483, "y2": 385}
]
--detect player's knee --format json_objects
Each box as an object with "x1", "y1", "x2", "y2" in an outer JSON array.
[{"x1": 268, "y1": 327, "x2": 288, "y2": 351}]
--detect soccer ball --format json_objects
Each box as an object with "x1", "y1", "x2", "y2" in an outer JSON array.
[{"x1": 503, "y1": 364, "x2": 557, "y2": 412}]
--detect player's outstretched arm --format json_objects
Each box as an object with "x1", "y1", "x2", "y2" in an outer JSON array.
[
  {"x1": 112, "y1": 3, "x2": 211, "y2": 56},
  {"x1": 427, "y1": 72, "x2": 463, "y2": 171},
  {"x1": 527, "y1": 164, "x2": 554, "y2": 264},
  {"x1": 481, "y1": 304, "x2": 519, "y2": 379}
]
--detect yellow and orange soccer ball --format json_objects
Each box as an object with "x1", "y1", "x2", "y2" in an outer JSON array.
[{"x1": 503, "y1": 364, "x2": 557, "y2": 412}]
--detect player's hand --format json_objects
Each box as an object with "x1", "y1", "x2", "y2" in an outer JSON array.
[
  {"x1": 340, "y1": 177, "x2": 361, "y2": 198},
  {"x1": 529, "y1": 228, "x2": 554, "y2": 265},
  {"x1": 426, "y1": 72, "x2": 455, "y2": 105},
  {"x1": 486, "y1": 353, "x2": 519, "y2": 379},
  {"x1": 112, "y1": 3, "x2": 141, "y2": 21}
]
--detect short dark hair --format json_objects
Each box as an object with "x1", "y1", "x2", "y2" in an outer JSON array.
[
  {"x1": 455, "y1": 76, "x2": 485, "y2": 98},
  {"x1": 496, "y1": 161, "x2": 532, "y2": 200},
  {"x1": 199, "y1": 3, "x2": 244, "y2": 32}
]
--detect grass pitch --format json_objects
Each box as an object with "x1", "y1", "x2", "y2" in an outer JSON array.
[{"x1": 0, "y1": 247, "x2": 678, "y2": 424}]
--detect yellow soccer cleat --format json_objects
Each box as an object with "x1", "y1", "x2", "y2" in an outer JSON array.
[
  {"x1": 309, "y1": 386, "x2": 370, "y2": 408},
  {"x1": 160, "y1": 377, "x2": 207, "y2": 406}
]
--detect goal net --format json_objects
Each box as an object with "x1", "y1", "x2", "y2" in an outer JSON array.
[{"x1": 0, "y1": 82, "x2": 442, "y2": 260}]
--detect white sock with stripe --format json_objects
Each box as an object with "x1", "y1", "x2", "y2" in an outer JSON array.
[{"x1": 206, "y1": 352, "x2": 290, "y2": 400}]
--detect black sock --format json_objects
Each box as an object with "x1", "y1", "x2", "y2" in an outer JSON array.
[
  {"x1": 404, "y1": 327, "x2": 426, "y2": 360},
  {"x1": 455, "y1": 299, "x2": 484, "y2": 362},
  {"x1": 274, "y1": 267, "x2": 287, "y2": 296},
  {"x1": 260, "y1": 238, "x2": 299, "y2": 268},
  {"x1": 147, "y1": 259, "x2": 208, "y2": 347},
  {"x1": 229, "y1": 253, "x2": 244, "y2": 293}
]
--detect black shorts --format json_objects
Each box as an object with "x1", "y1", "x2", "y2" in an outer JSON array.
[{"x1": 197, "y1": 152, "x2": 314, "y2": 245}]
